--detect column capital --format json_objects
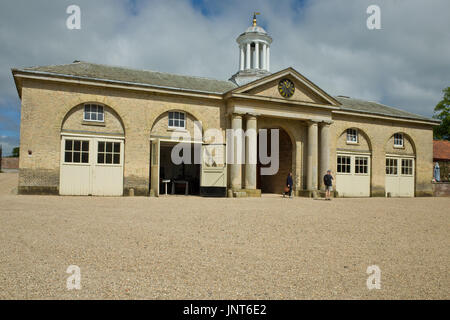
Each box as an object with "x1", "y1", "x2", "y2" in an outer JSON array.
[
  {"x1": 307, "y1": 119, "x2": 320, "y2": 126},
  {"x1": 246, "y1": 113, "x2": 259, "y2": 119},
  {"x1": 321, "y1": 120, "x2": 334, "y2": 125}
]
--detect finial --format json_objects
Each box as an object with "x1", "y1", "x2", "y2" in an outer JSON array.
[{"x1": 253, "y1": 12, "x2": 260, "y2": 26}]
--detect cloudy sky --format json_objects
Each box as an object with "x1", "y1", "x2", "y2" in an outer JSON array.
[{"x1": 0, "y1": 0, "x2": 449, "y2": 155}]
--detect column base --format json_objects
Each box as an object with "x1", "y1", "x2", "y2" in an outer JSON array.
[{"x1": 229, "y1": 188, "x2": 261, "y2": 198}]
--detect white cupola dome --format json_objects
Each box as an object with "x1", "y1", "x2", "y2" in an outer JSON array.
[{"x1": 229, "y1": 13, "x2": 273, "y2": 86}]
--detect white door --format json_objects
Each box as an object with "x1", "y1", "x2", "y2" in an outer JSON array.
[
  {"x1": 200, "y1": 144, "x2": 227, "y2": 191},
  {"x1": 60, "y1": 136, "x2": 124, "y2": 196},
  {"x1": 335, "y1": 153, "x2": 371, "y2": 197},
  {"x1": 385, "y1": 157, "x2": 415, "y2": 197}
]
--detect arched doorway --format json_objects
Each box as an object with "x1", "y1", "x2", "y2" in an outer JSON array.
[
  {"x1": 59, "y1": 102, "x2": 125, "y2": 196},
  {"x1": 257, "y1": 128, "x2": 293, "y2": 194}
]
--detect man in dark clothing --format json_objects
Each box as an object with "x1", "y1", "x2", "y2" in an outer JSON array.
[
  {"x1": 323, "y1": 170, "x2": 334, "y2": 200},
  {"x1": 286, "y1": 172, "x2": 293, "y2": 198}
]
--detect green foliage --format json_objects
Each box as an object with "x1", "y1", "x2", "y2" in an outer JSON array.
[
  {"x1": 433, "y1": 87, "x2": 450, "y2": 140},
  {"x1": 11, "y1": 147, "x2": 19, "y2": 158}
]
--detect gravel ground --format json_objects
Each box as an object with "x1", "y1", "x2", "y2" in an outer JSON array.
[{"x1": 0, "y1": 172, "x2": 448, "y2": 299}]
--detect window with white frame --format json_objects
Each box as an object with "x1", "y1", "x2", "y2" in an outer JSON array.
[
  {"x1": 394, "y1": 133, "x2": 404, "y2": 147},
  {"x1": 401, "y1": 159, "x2": 413, "y2": 175},
  {"x1": 355, "y1": 156, "x2": 369, "y2": 174},
  {"x1": 97, "y1": 141, "x2": 121, "y2": 165},
  {"x1": 346, "y1": 128, "x2": 358, "y2": 143},
  {"x1": 168, "y1": 111, "x2": 185, "y2": 129},
  {"x1": 64, "y1": 139, "x2": 89, "y2": 163},
  {"x1": 386, "y1": 158, "x2": 398, "y2": 175},
  {"x1": 84, "y1": 104, "x2": 104, "y2": 122},
  {"x1": 337, "y1": 155, "x2": 351, "y2": 173}
]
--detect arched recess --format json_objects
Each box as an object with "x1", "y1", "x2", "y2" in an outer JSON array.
[
  {"x1": 336, "y1": 127, "x2": 372, "y2": 152},
  {"x1": 335, "y1": 127, "x2": 372, "y2": 197},
  {"x1": 384, "y1": 132, "x2": 416, "y2": 197},
  {"x1": 61, "y1": 102, "x2": 125, "y2": 136},
  {"x1": 59, "y1": 102, "x2": 125, "y2": 196},
  {"x1": 150, "y1": 109, "x2": 203, "y2": 142}
]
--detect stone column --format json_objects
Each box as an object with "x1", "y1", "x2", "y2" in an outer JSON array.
[
  {"x1": 307, "y1": 120, "x2": 319, "y2": 191},
  {"x1": 319, "y1": 121, "x2": 332, "y2": 190},
  {"x1": 246, "y1": 43, "x2": 251, "y2": 70},
  {"x1": 239, "y1": 46, "x2": 244, "y2": 71},
  {"x1": 231, "y1": 114, "x2": 243, "y2": 190},
  {"x1": 245, "y1": 114, "x2": 257, "y2": 189},
  {"x1": 255, "y1": 42, "x2": 260, "y2": 69},
  {"x1": 266, "y1": 46, "x2": 270, "y2": 72},
  {"x1": 262, "y1": 43, "x2": 267, "y2": 70}
]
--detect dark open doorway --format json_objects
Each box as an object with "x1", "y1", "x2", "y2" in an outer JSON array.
[{"x1": 257, "y1": 128, "x2": 293, "y2": 194}]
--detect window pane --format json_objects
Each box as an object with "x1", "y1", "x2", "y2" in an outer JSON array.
[
  {"x1": 91, "y1": 112, "x2": 97, "y2": 121},
  {"x1": 106, "y1": 153, "x2": 112, "y2": 164},
  {"x1": 180, "y1": 113, "x2": 185, "y2": 120},
  {"x1": 98, "y1": 112, "x2": 104, "y2": 122},
  {"x1": 174, "y1": 112, "x2": 179, "y2": 120},
  {"x1": 65, "y1": 151, "x2": 72, "y2": 163},
  {"x1": 82, "y1": 152, "x2": 89, "y2": 163},
  {"x1": 113, "y1": 154, "x2": 120, "y2": 164},
  {"x1": 74, "y1": 140, "x2": 81, "y2": 151},
  {"x1": 82, "y1": 141, "x2": 89, "y2": 152},
  {"x1": 169, "y1": 119, "x2": 174, "y2": 127},
  {"x1": 113, "y1": 143, "x2": 120, "y2": 153},
  {"x1": 180, "y1": 120, "x2": 185, "y2": 128},
  {"x1": 174, "y1": 120, "x2": 179, "y2": 127},
  {"x1": 98, "y1": 153, "x2": 104, "y2": 164},
  {"x1": 85, "y1": 112, "x2": 91, "y2": 120},
  {"x1": 98, "y1": 142, "x2": 105, "y2": 152},
  {"x1": 73, "y1": 152, "x2": 81, "y2": 163},
  {"x1": 91, "y1": 105, "x2": 97, "y2": 113},
  {"x1": 65, "y1": 140, "x2": 73, "y2": 151},
  {"x1": 106, "y1": 142, "x2": 112, "y2": 153},
  {"x1": 85, "y1": 105, "x2": 91, "y2": 112}
]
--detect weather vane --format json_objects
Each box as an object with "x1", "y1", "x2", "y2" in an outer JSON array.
[{"x1": 253, "y1": 12, "x2": 260, "y2": 26}]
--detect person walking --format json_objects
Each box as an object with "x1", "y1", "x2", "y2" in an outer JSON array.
[
  {"x1": 285, "y1": 172, "x2": 293, "y2": 198},
  {"x1": 323, "y1": 170, "x2": 334, "y2": 200}
]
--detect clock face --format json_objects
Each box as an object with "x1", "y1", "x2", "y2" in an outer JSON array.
[{"x1": 278, "y1": 79, "x2": 295, "y2": 98}]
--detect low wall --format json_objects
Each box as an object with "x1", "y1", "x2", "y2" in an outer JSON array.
[
  {"x1": 432, "y1": 182, "x2": 450, "y2": 197},
  {"x1": 1, "y1": 157, "x2": 19, "y2": 170}
]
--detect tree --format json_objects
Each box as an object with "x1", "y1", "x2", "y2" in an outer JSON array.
[
  {"x1": 12, "y1": 147, "x2": 19, "y2": 158},
  {"x1": 433, "y1": 87, "x2": 450, "y2": 140}
]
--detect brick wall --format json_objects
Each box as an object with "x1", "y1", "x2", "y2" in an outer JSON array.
[
  {"x1": 432, "y1": 182, "x2": 450, "y2": 197},
  {"x1": 1, "y1": 157, "x2": 19, "y2": 169}
]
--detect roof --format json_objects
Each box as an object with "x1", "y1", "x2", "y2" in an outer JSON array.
[
  {"x1": 13, "y1": 61, "x2": 237, "y2": 94},
  {"x1": 12, "y1": 61, "x2": 438, "y2": 124},
  {"x1": 335, "y1": 96, "x2": 439, "y2": 123},
  {"x1": 434, "y1": 140, "x2": 450, "y2": 160}
]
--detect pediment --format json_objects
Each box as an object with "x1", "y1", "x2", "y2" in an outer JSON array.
[{"x1": 231, "y1": 68, "x2": 341, "y2": 107}]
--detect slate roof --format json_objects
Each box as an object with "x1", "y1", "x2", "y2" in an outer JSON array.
[
  {"x1": 434, "y1": 140, "x2": 450, "y2": 160},
  {"x1": 12, "y1": 61, "x2": 438, "y2": 124},
  {"x1": 13, "y1": 61, "x2": 237, "y2": 94},
  {"x1": 334, "y1": 96, "x2": 438, "y2": 123}
]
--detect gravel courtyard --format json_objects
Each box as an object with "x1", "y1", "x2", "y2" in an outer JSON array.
[{"x1": 0, "y1": 172, "x2": 448, "y2": 299}]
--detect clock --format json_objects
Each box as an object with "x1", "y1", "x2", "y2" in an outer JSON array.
[{"x1": 278, "y1": 79, "x2": 295, "y2": 98}]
